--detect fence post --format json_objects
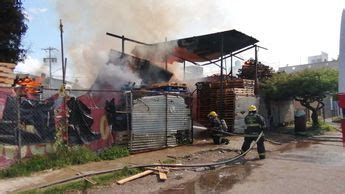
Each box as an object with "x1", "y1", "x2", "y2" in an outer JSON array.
[
  {"x1": 127, "y1": 91, "x2": 133, "y2": 151},
  {"x1": 189, "y1": 93, "x2": 193, "y2": 144},
  {"x1": 16, "y1": 95, "x2": 21, "y2": 163},
  {"x1": 165, "y1": 93, "x2": 168, "y2": 147}
]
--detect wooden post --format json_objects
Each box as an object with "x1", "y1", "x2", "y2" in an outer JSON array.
[{"x1": 117, "y1": 170, "x2": 154, "y2": 185}]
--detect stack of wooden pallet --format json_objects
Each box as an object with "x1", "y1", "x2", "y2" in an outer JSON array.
[
  {"x1": 202, "y1": 79, "x2": 244, "y2": 89},
  {"x1": 233, "y1": 88, "x2": 255, "y2": 96},
  {"x1": 0, "y1": 62, "x2": 15, "y2": 87},
  {"x1": 196, "y1": 79, "x2": 257, "y2": 129},
  {"x1": 197, "y1": 81, "x2": 236, "y2": 130},
  {"x1": 233, "y1": 79, "x2": 255, "y2": 96}
]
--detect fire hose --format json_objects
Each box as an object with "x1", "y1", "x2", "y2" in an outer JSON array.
[
  {"x1": 135, "y1": 131, "x2": 264, "y2": 168},
  {"x1": 193, "y1": 125, "x2": 282, "y2": 145},
  {"x1": 37, "y1": 132, "x2": 264, "y2": 189},
  {"x1": 215, "y1": 130, "x2": 282, "y2": 145}
]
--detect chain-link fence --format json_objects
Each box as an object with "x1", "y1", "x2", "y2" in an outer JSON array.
[
  {"x1": 0, "y1": 86, "x2": 193, "y2": 167},
  {"x1": 0, "y1": 86, "x2": 58, "y2": 167}
]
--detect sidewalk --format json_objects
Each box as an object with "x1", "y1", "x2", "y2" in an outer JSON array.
[
  {"x1": 0, "y1": 137, "x2": 244, "y2": 193},
  {"x1": 325, "y1": 118, "x2": 341, "y2": 131}
]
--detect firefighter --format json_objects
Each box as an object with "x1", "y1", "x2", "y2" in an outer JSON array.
[
  {"x1": 207, "y1": 111, "x2": 229, "y2": 145},
  {"x1": 241, "y1": 105, "x2": 266, "y2": 159}
]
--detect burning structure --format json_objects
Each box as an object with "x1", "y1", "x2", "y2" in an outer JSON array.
[
  {"x1": 64, "y1": 50, "x2": 192, "y2": 152},
  {"x1": 0, "y1": 28, "x2": 261, "y2": 167},
  {"x1": 127, "y1": 29, "x2": 260, "y2": 131}
]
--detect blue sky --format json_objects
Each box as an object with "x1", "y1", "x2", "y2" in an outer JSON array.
[
  {"x1": 16, "y1": 0, "x2": 62, "y2": 78},
  {"x1": 17, "y1": 0, "x2": 345, "y2": 84},
  {"x1": 23, "y1": 0, "x2": 60, "y2": 59}
]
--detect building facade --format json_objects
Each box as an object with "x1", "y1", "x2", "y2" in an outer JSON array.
[{"x1": 278, "y1": 59, "x2": 338, "y2": 73}]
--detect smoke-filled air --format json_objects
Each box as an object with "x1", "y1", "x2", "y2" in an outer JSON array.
[{"x1": 54, "y1": 0, "x2": 229, "y2": 88}]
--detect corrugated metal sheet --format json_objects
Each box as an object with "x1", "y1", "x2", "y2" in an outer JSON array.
[
  {"x1": 167, "y1": 95, "x2": 191, "y2": 147},
  {"x1": 131, "y1": 95, "x2": 166, "y2": 152},
  {"x1": 130, "y1": 95, "x2": 191, "y2": 152}
]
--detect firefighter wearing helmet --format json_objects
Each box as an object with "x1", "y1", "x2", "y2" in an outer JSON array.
[
  {"x1": 241, "y1": 105, "x2": 266, "y2": 159},
  {"x1": 207, "y1": 111, "x2": 229, "y2": 145}
]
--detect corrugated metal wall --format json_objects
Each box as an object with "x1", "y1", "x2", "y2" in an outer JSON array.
[
  {"x1": 130, "y1": 94, "x2": 191, "y2": 152},
  {"x1": 167, "y1": 95, "x2": 191, "y2": 147}
]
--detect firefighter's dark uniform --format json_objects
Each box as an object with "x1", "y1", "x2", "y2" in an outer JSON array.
[
  {"x1": 241, "y1": 112, "x2": 266, "y2": 159},
  {"x1": 209, "y1": 117, "x2": 229, "y2": 145}
]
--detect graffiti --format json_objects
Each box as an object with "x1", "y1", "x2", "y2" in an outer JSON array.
[
  {"x1": 100, "y1": 115, "x2": 110, "y2": 140},
  {"x1": 0, "y1": 143, "x2": 55, "y2": 169}
]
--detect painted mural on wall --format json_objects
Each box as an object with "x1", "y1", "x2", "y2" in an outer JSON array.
[{"x1": 0, "y1": 143, "x2": 55, "y2": 169}]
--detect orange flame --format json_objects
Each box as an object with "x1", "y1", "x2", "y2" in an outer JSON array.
[{"x1": 16, "y1": 77, "x2": 42, "y2": 95}]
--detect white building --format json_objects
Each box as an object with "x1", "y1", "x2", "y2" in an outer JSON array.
[
  {"x1": 184, "y1": 65, "x2": 203, "y2": 80},
  {"x1": 308, "y1": 51, "x2": 328, "y2": 64},
  {"x1": 278, "y1": 59, "x2": 338, "y2": 73}
]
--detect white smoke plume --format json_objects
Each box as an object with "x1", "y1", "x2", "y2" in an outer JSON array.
[
  {"x1": 54, "y1": 0, "x2": 229, "y2": 88},
  {"x1": 91, "y1": 51, "x2": 143, "y2": 90}
]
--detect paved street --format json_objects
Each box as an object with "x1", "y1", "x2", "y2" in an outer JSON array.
[{"x1": 161, "y1": 131, "x2": 345, "y2": 194}]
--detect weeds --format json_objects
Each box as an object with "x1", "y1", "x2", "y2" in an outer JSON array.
[
  {"x1": 315, "y1": 121, "x2": 337, "y2": 132},
  {"x1": 161, "y1": 158, "x2": 177, "y2": 164},
  {"x1": 0, "y1": 146, "x2": 129, "y2": 179},
  {"x1": 332, "y1": 116, "x2": 342, "y2": 123},
  {"x1": 20, "y1": 167, "x2": 142, "y2": 194},
  {"x1": 98, "y1": 146, "x2": 129, "y2": 160}
]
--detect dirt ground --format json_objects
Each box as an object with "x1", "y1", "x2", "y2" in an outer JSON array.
[
  {"x1": 2, "y1": 126, "x2": 343, "y2": 194},
  {"x1": 86, "y1": 133, "x2": 290, "y2": 194},
  {"x1": 87, "y1": 129, "x2": 345, "y2": 194}
]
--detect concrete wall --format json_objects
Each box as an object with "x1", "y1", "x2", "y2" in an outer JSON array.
[
  {"x1": 261, "y1": 99, "x2": 295, "y2": 128},
  {"x1": 294, "y1": 95, "x2": 341, "y2": 120},
  {"x1": 233, "y1": 96, "x2": 257, "y2": 133}
]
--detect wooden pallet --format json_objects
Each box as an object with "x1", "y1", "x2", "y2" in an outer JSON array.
[
  {"x1": 0, "y1": 78, "x2": 14, "y2": 84},
  {"x1": 233, "y1": 88, "x2": 255, "y2": 96},
  {"x1": 0, "y1": 67, "x2": 14, "y2": 74},
  {"x1": 0, "y1": 62, "x2": 15, "y2": 69},
  {"x1": 0, "y1": 83, "x2": 11, "y2": 87},
  {"x1": 0, "y1": 73, "x2": 15, "y2": 79},
  {"x1": 150, "y1": 82, "x2": 187, "y2": 88}
]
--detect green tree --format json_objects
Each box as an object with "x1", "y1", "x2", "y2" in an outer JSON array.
[
  {"x1": 237, "y1": 59, "x2": 274, "y2": 81},
  {"x1": 262, "y1": 68, "x2": 338, "y2": 126},
  {"x1": 0, "y1": 0, "x2": 28, "y2": 63}
]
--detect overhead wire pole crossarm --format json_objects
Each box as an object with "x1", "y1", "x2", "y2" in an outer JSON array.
[{"x1": 42, "y1": 47, "x2": 58, "y2": 88}]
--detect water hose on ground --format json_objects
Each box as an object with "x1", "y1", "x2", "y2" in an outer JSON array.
[
  {"x1": 194, "y1": 125, "x2": 282, "y2": 145},
  {"x1": 36, "y1": 132, "x2": 264, "y2": 190},
  {"x1": 135, "y1": 131, "x2": 264, "y2": 168},
  {"x1": 211, "y1": 129, "x2": 282, "y2": 145}
]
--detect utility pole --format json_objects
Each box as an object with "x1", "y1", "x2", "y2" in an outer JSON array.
[
  {"x1": 60, "y1": 19, "x2": 65, "y2": 85},
  {"x1": 42, "y1": 47, "x2": 57, "y2": 88}
]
